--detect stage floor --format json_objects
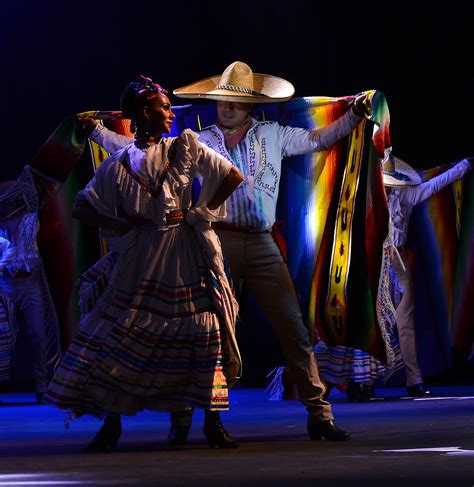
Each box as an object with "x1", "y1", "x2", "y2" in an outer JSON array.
[{"x1": 1, "y1": 385, "x2": 473, "y2": 486}]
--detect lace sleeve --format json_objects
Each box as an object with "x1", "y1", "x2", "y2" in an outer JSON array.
[{"x1": 82, "y1": 154, "x2": 122, "y2": 219}]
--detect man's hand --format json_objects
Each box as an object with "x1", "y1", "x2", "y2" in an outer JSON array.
[
  {"x1": 352, "y1": 93, "x2": 372, "y2": 118},
  {"x1": 76, "y1": 111, "x2": 99, "y2": 137}
]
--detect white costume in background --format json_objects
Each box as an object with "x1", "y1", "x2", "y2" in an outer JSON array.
[{"x1": 387, "y1": 159, "x2": 471, "y2": 386}]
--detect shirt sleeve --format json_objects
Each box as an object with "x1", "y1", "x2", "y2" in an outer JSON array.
[
  {"x1": 182, "y1": 130, "x2": 234, "y2": 221},
  {"x1": 89, "y1": 125, "x2": 133, "y2": 154},
  {"x1": 280, "y1": 108, "x2": 362, "y2": 157},
  {"x1": 406, "y1": 159, "x2": 472, "y2": 206}
]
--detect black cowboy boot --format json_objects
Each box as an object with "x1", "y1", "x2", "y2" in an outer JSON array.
[
  {"x1": 87, "y1": 415, "x2": 122, "y2": 453},
  {"x1": 168, "y1": 410, "x2": 193, "y2": 447},
  {"x1": 307, "y1": 420, "x2": 351, "y2": 441},
  {"x1": 406, "y1": 383, "x2": 432, "y2": 397},
  {"x1": 361, "y1": 383, "x2": 375, "y2": 401},
  {"x1": 345, "y1": 380, "x2": 362, "y2": 402},
  {"x1": 203, "y1": 411, "x2": 239, "y2": 448}
]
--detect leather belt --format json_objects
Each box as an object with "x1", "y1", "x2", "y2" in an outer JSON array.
[{"x1": 165, "y1": 209, "x2": 187, "y2": 224}]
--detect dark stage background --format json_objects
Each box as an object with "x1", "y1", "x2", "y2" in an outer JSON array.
[
  {"x1": 1, "y1": 1, "x2": 473, "y2": 177},
  {"x1": 1, "y1": 1, "x2": 472, "y2": 388}
]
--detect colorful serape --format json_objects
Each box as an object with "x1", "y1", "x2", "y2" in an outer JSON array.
[
  {"x1": 453, "y1": 172, "x2": 474, "y2": 355},
  {"x1": 277, "y1": 91, "x2": 394, "y2": 364},
  {"x1": 408, "y1": 165, "x2": 474, "y2": 376},
  {"x1": 33, "y1": 117, "x2": 88, "y2": 348}
]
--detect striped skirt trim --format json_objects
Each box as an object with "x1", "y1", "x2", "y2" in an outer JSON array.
[
  {"x1": 314, "y1": 342, "x2": 388, "y2": 383},
  {"x1": 44, "y1": 314, "x2": 230, "y2": 416}
]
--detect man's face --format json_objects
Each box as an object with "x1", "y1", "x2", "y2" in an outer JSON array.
[{"x1": 216, "y1": 101, "x2": 252, "y2": 129}]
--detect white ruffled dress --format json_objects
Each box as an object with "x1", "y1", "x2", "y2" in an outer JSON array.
[{"x1": 44, "y1": 129, "x2": 241, "y2": 417}]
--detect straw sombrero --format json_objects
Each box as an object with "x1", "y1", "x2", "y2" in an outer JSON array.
[
  {"x1": 173, "y1": 61, "x2": 295, "y2": 103},
  {"x1": 382, "y1": 155, "x2": 421, "y2": 187}
]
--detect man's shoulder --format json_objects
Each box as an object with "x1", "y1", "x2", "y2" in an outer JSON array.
[
  {"x1": 254, "y1": 119, "x2": 278, "y2": 126},
  {"x1": 199, "y1": 120, "x2": 278, "y2": 133},
  {"x1": 197, "y1": 126, "x2": 224, "y2": 147},
  {"x1": 250, "y1": 120, "x2": 279, "y2": 132},
  {"x1": 198, "y1": 124, "x2": 218, "y2": 135}
]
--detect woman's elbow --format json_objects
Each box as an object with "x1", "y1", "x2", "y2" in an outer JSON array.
[
  {"x1": 72, "y1": 198, "x2": 95, "y2": 222},
  {"x1": 71, "y1": 202, "x2": 82, "y2": 220}
]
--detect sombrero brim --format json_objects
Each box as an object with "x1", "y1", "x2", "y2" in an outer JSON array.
[
  {"x1": 173, "y1": 73, "x2": 295, "y2": 104},
  {"x1": 383, "y1": 173, "x2": 420, "y2": 187},
  {"x1": 382, "y1": 156, "x2": 421, "y2": 187}
]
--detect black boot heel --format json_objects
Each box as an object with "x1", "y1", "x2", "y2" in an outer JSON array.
[
  {"x1": 203, "y1": 411, "x2": 238, "y2": 449},
  {"x1": 87, "y1": 415, "x2": 122, "y2": 453}
]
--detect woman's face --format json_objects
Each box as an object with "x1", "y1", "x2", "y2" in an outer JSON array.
[
  {"x1": 216, "y1": 101, "x2": 252, "y2": 129},
  {"x1": 144, "y1": 93, "x2": 176, "y2": 135}
]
